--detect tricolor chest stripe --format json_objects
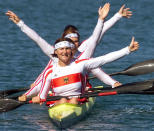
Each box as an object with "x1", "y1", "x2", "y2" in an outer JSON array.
[{"x1": 52, "y1": 73, "x2": 82, "y2": 88}]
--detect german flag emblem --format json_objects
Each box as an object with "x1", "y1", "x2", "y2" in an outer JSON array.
[{"x1": 64, "y1": 77, "x2": 69, "y2": 84}]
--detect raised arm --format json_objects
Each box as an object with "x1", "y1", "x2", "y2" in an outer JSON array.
[
  {"x1": 81, "y1": 5, "x2": 132, "y2": 87},
  {"x1": 78, "y1": 3, "x2": 110, "y2": 59},
  {"x1": 84, "y1": 37, "x2": 139, "y2": 70},
  {"x1": 90, "y1": 68, "x2": 121, "y2": 88},
  {"x1": 98, "y1": 5, "x2": 132, "y2": 43},
  {"x1": 6, "y1": 11, "x2": 54, "y2": 58}
]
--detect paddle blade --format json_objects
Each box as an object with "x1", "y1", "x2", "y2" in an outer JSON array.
[
  {"x1": 0, "y1": 88, "x2": 29, "y2": 98},
  {"x1": 0, "y1": 99, "x2": 23, "y2": 112},
  {"x1": 88, "y1": 79, "x2": 154, "y2": 94},
  {"x1": 110, "y1": 59, "x2": 154, "y2": 76}
]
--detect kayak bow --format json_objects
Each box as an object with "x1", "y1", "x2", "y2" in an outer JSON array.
[{"x1": 48, "y1": 97, "x2": 95, "y2": 129}]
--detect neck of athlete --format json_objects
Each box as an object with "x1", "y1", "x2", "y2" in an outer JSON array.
[{"x1": 58, "y1": 60, "x2": 71, "y2": 67}]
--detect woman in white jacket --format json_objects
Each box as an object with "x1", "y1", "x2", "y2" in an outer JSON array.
[
  {"x1": 22, "y1": 36, "x2": 138, "y2": 105},
  {"x1": 6, "y1": 3, "x2": 132, "y2": 97}
]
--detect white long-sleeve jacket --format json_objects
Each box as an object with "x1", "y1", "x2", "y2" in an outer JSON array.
[
  {"x1": 16, "y1": 13, "x2": 122, "y2": 97},
  {"x1": 38, "y1": 47, "x2": 130, "y2": 100}
]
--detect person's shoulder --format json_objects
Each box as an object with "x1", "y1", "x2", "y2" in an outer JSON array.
[
  {"x1": 75, "y1": 59, "x2": 89, "y2": 64},
  {"x1": 74, "y1": 50, "x2": 81, "y2": 59}
]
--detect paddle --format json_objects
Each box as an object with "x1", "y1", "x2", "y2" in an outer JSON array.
[
  {"x1": 110, "y1": 59, "x2": 154, "y2": 76},
  {"x1": 47, "y1": 78, "x2": 154, "y2": 99},
  {"x1": 0, "y1": 99, "x2": 26, "y2": 112},
  {"x1": 88, "y1": 78, "x2": 154, "y2": 94},
  {"x1": 1, "y1": 78, "x2": 154, "y2": 113},
  {"x1": 0, "y1": 88, "x2": 29, "y2": 98},
  {"x1": 88, "y1": 59, "x2": 154, "y2": 79}
]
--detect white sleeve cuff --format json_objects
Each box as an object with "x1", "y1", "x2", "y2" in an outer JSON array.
[
  {"x1": 115, "y1": 12, "x2": 123, "y2": 18},
  {"x1": 16, "y1": 20, "x2": 24, "y2": 27},
  {"x1": 125, "y1": 46, "x2": 131, "y2": 55},
  {"x1": 98, "y1": 18, "x2": 104, "y2": 24}
]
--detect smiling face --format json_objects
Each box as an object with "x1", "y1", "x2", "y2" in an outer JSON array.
[
  {"x1": 54, "y1": 38, "x2": 75, "y2": 66},
  {"x1": 55, "y1": 47, "x2": 73, "y2": 66}
]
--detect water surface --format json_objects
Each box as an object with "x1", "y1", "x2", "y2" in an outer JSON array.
[{"x1": 0, "y1": 0, "x2": 154, "y2": 130}]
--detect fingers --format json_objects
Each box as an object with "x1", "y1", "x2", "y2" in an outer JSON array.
[
  {"x1": 103, "y1": 3, "x2": 110, "y2": 10},
  {"x1": 113, "y1": 82, "x2": 122, "y2": 88},
  {"x1": 31, "y1": 96, "x2": 44, "y2": 105},
  {"x1": 98, "y1": 3, "x2": 110, "y2": 20},
  {"x1": 98, "y1": 6, "x2": 102, "y2": 14},
  {"x1": 6, "y1": 10, "x2": 16, "y2": 18},
  {"x1": 119, "y1": 4, "x2": 125, "y2": 12},
  {"x1": 124, "y1": 8, "x2": 130, "y2": 11},
  {"x1": 18, "y1": 95, "x2": 27, "y2": 102},
  {"x1": 129, "y1": 37, "x2": 139, "y2": 52},
  {"x1": 118, "y1": 4, "x2": 132, "y2": 18},
  {"x1": 133, "y1": 41, "x2": 139, "y2": 51},
  {"x1": 130, "y1": 36, "x2": 136, "y2": 48},
  {"x1": 131, "y1": 36, "x2": 135, "y2": 44},
  {"x1": 103, "y1": 3, "x2": 110, "y2": 14},
  {"x1": 101, "y1": 3, "x2": 110, "y2": 12},
  {"x1": 5, "y1": 10, "x2": 15, "y2": 16},
  {"x1": 5, "y1": 10, "x2": 20, "y2": 24},
  {"x1": 129, "y1": 36, "x2": 135, "y2": 47},
  {"x1": 124, "y1": 8, "x2": 132, "y2": 18}
]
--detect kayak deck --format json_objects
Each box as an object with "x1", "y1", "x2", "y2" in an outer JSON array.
[{"x1": 48, "y1": 97, "x2": 96, "y2": 129}]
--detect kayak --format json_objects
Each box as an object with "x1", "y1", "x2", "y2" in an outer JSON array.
[{"x1": 48, "y1": 97, "x2": 96, "y2": 129}]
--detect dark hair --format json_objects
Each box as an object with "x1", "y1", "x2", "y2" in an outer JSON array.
[
  {"x1": 63, "y1": 25, "x2": 78, "y2": 32},
  {"x1": 62, "y1": 29, "x2": 80, "y2": 40}
]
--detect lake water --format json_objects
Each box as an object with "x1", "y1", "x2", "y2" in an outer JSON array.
[{"x1": 0, "y1": 0, "x2": 154, "y2": 130}]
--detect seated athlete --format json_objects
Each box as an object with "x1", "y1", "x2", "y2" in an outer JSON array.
[
  {"x1": 5, "y1": 4, "x2": 132, "y2": 92},
  {"x1": 19, "y1": 36, "x2": 139, "y2": 105}
]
